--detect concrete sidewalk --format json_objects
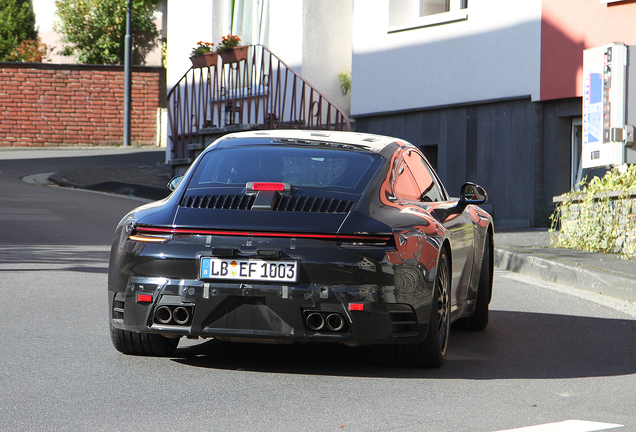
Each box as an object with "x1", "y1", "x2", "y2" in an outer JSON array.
[
  {"x1": 495, "y1": 230, "x2": 636, "y2": 302},
  {"x1": 36, "y1": 147, "x2": 635, "y2": 303}
]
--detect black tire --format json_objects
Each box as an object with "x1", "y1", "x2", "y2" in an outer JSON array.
[
  {"x1": 394, "y1": 248, "x2": 451, "y2": 368},
  {"x1": 454, "y1": 232, "x2": 493, "y2": 331},
  {"x1": 110, "y1": 323, "x2": 179, "y2": 356}
]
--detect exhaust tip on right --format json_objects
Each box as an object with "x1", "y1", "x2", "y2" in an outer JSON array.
[
  {"x1": 325, "y1": 313, "x2": 344, "y2": 332},
  {"x1": 173, "y1": 307, "x2": 190, "y2": 325}
]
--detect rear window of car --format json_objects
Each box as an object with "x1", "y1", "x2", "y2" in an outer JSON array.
[{"x1": 188, "y1": 145, "x2": 381, "y2": 193}]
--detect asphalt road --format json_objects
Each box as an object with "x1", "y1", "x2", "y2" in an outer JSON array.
[{"x1": 1, "y1": 150, "x2": 635, "y2": 432}]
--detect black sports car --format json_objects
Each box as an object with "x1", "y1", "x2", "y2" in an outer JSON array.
[{"x1": 108, "y1": 130, "x2": 493, "y2": 368}]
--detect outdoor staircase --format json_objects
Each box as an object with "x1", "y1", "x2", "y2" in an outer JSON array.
[{"x1": 167, "y1": 44, "x2": 351, "y2": 173}]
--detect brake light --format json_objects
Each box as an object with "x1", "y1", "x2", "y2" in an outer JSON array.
[
  {"x1": 349, "y1": 303, "x2": 365, "y2": 311},
  {"x1": 251, "y1": 182, "x2": 286, "y2": 191},
  {"x1": 246, "y1": 181, "x2": 292, "y2": 192}
]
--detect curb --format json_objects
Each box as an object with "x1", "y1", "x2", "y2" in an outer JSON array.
[
  {"x1": 47, "y1": 173, "x2": 83, "y2": 188},
  {"x1": 48, "y1": 173, "x2": 170, "y2": 201},
  {"x1": 495, "y1": 247, "x2": 636, "y2": 302}
]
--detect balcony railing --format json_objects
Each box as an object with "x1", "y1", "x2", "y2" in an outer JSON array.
[{"x1": 167, "y1": 44, "x2": 351, "y2": 162}]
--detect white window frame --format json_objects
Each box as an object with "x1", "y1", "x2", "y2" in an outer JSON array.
[{"x1": 388, "y1": 0, "x2": 467, "y2": 33}]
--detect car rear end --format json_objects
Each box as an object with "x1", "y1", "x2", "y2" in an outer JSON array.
[{"x1": 109, "y1": 137, "x2": 432, "y2": 347}]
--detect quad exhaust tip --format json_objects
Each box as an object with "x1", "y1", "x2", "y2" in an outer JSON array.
[
  {"x1": 154, "y1": 305, "x2": 193, "y2": 326},
  {"x1": 305, "y1": 312, "x2": 346, "y2": 332},
  {"x1": 325, "y1": 313, "x2": 344, "y2": 331},
  {"x1": 173, "y1": 307, "x2": 191, "y2": 325},
  {"x1": 155, "y1": 306, "x2": 172, "y2": 324},
  {"x1": 306, "y1": 312, "x2": 324, "y2": 331}
]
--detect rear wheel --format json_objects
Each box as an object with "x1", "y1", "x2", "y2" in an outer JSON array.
[
  {"x1": 454, "y1": 233, "x2": 492, "y2": 331},
  {"x1": 394, "y1": 248, "x2": 450, "y2": 368},
  {"x1": 110, "y1": 323, "x2": 179, "y2": 356}
]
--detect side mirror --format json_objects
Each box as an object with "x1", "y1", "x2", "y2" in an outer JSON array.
[
  {"x1": 459, "y1": 182, "x2": 487, "y2": 205},
  {"x1": 167, "y1": 175, "x2": 184, "y2": 191}
]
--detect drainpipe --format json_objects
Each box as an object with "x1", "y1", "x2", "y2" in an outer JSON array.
[{"x1": 123, "y1": 0, "x2": 132, "y2": 147}]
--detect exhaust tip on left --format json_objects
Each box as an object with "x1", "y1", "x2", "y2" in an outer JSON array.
[{"x1": 305, "y1": 312, "x2": 346, "y2": 332}]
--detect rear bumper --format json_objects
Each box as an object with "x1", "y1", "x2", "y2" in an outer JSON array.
[{"x1": 109, "y1": 276, "x2": 431, "y2": 345}]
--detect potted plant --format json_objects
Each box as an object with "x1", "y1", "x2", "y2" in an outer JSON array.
[
  {"x1": 216, "y1": 35, "x2": 248, "y2": 64},
  {"x1": 190, "y1": 41, "x2": 218, "y2": 68}
]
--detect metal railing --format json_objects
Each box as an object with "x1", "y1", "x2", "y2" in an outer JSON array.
[{"x1": 167, "y1": 44, "x2": 351, "y2": 162}]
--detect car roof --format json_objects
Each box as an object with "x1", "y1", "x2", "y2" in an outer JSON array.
[{"x1": 215, "y1": 130, "x2": 401, "y2": 154}]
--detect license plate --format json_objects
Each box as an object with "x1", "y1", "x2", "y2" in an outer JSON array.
[{"x1": 199, "y1": 257, "x2": 298, "y2": 282}]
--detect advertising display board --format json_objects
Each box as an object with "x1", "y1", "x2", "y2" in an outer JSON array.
[
  {"x1": 582, "y1": 43, "x2": 636, "y2": 169},
  {"x1": 582, "y1": 43, "x2": 625, "y2": 168}
]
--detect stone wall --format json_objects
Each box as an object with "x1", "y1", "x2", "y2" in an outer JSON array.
[
  {"x1": 554, "y1": 190, "x2": 636, "y2": 256},
  {"x1": 0, "y1": 63, "x2": 163, "y2": 147}
]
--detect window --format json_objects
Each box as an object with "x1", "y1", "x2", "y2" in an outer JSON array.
[
  {"x1": 419, "y1": 0, "x2": 449, "y2": 17},
  {"x1": 389, "y1": 0, "x2": 468, "y2": 32},
  {"x1": 394, "y1": 160, "x2": 422, "y2": 201},
  {"x1": 403, "y1": 149, "x2": 445, "y2": 202},
  {"x1": 228, "y1": 0, "x2": 269, "y2": 46},
  {"x1": 420, "y1": 144, "x2": 438, "y2": 171},
  {"x1": 394, "y1": 148, "x2": 446, "y2": 202},
  {"x1": 189, "y1": 145, "x2": 381, "y2": 193}
]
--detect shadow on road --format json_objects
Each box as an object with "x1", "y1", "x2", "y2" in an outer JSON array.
[{"x1": 171, "y1": 310, "x2": 636, "y2": 379}]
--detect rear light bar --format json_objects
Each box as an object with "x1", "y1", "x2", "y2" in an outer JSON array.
[{"x1": 131, "y1": 226, "x2": 391, "y2": 243}]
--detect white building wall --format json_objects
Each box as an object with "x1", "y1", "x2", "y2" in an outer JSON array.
[
  {"x1": 164, "y1": 0, "x2": 331, "y2": 96},
  {"x1": 166, "y1": 0, "x2": 217, "y2": 90},
  {"x1": 268, "y1": 0, "x2": 304, "y2": 70},
  {"x1": 302, "y1": 0, "x2": 353, "y2": 115},
  {"x1": 351, "y1": 0, "x2": 542, "y2": 116}
]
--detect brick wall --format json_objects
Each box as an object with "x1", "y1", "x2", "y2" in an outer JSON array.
[{"x1": 0, "y1": 63, "x2": 163, "y2": 147}]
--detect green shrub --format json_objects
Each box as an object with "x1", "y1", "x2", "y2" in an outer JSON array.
[
  {"x1": 0, "y1": 0, "x2": 37, "y2": 61},
  {"x1": 54, "y1": 0, "x2": 160, "y2": 65},
  {"x1": 550, "y1": 165, "x2": 636, "y2": 257}
]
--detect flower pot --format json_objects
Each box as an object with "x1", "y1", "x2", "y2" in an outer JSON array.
[
  {"x1": 219, "y1": 45, "x2": 249, "y2": 64},
  {"x1": 190, "y1": 52, "x2": 218, "y2": 68}
]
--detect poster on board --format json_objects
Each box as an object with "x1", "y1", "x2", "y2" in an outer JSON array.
[{"x1": 582, "y1": 43, "x2": 627, "y2": 169}]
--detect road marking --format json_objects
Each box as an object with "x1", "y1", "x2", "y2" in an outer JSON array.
[{"x1": 495, "y1": 420, "x2": 623, "y2": 431}]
